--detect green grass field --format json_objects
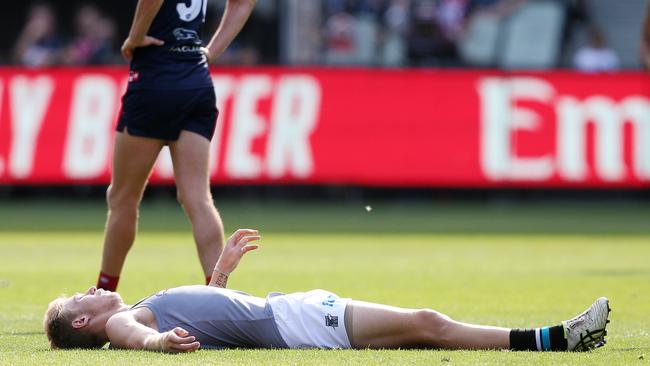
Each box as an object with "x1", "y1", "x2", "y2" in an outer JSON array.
[{"x1": 1, "y1": 198, "x2": 649, "y2": 365}]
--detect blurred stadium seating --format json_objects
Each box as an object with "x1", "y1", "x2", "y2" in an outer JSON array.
[{"x1": 0, "y1": 0, "x2": 646, "y2": 69}]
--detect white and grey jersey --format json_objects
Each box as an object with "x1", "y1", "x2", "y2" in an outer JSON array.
[{"x1": 132, "y1": 285, "x2": 288, "y2": 349}]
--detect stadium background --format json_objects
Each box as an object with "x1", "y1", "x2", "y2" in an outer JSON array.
[{"x1": 0, "y1": 1, "x2": 649, "y2": 365}]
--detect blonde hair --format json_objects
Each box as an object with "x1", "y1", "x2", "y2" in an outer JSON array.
[{"x1": 43, "y1": 296, "x2": 105, "y2": 349}]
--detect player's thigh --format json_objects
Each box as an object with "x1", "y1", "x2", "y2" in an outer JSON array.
[
  {"x1": 349, "y1": 300, "x2": 424, "y2": 349},
  {"x1": 168, "y1": 130, "x2": 212, "y2": 202},
  {"x1": 110, "y1": 131, "x2": 165, "y2": 200}
]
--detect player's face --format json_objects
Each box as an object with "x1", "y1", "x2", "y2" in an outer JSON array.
[{"x1": 65, "y1": 286, "x2": 123, "y2": 316}]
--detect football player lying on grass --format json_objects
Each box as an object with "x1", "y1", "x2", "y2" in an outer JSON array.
[{"x1": 44, "y1": 229, "x2": 610, "y2": 353}]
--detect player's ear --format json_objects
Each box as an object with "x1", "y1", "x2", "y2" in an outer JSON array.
[{"x1": 72, "y1": 315, "x2": 90, "y2": 329}]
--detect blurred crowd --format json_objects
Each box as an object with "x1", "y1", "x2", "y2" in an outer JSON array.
[
  {"x1": 10, "y1": 0, "x2": 626, "y2": 71},
  {"x1": 14, "y1": 3, "x2": 119, "y2": 66},
  {"x1": 321, "y1": 0, "x2": 620, "y2": 70},
  {"x1": 11, "y1": 1, "x2": 277, "y2": 67}
]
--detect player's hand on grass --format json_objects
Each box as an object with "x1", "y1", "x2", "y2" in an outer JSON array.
[
  {"x1": 121, "y1": 36, "x2": 165, "y2": 62},
  {"x1": 215, "y1": 229, "x2": 260, "y2": 275},
  {"x1": 159, "y1": 327, "x2": 200, "y2": 353}
]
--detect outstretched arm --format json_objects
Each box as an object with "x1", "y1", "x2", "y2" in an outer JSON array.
[
  {"x1": 121, "y1": 0, "x2": 165, "y2": 61},
  {"x1": 202, "y1": 0, "x2": 256, "y2": 64},
  {"x1": 208, "y1": 229, "x2": 260, "y2": 288},
  {"x1": 106, "y1": 312, "x2": 200, "y2": 353}
]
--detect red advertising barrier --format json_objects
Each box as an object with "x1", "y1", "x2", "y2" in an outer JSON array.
[{"x1": 0, "y1": 67, "x2": 649, "y2": 187}]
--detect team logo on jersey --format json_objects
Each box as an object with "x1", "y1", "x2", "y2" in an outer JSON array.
[
  {"x1": 173, "y1": 28, "x2": 201, "y2": 45},
  {"x1": 322, "y1": 295, "x2": 337, "y2": 307},
  {"x1": 325, "y1": 314, "x2": 339, "y2": 329}
]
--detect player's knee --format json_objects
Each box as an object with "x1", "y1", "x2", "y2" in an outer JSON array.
[
  {"x1": 106, "y1": 185, "x2": 141, "y2": 212},
  {"x1": 414, "y1": 309, "x2": 454, "y2": 346},
  {"x1": 177, "y1": 190, "x2": 213, "y2": 215}
]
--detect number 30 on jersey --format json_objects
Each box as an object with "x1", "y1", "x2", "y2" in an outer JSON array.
[{"x1": 177, "y1": 0, "x2": 208, "y2": 22}]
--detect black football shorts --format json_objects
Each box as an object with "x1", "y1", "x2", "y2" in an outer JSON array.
[{"x1": 116, "y1": 87, "x2": 218, "y2": 141}]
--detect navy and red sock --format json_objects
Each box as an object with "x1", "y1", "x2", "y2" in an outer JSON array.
[{"x1": 97, "y1": 272, "x2": 120, "y2": 292}]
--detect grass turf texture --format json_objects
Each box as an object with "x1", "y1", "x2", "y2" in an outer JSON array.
[{"x1": 0, "y1": 199, "x2": 649, "y2": 365}]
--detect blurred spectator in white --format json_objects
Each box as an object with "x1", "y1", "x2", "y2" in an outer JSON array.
[
  {"x1": 61, "y1": 5, "x2": 118, "y2": 65},
  {"x1": 323, "y1": 2, "x2": 361, "y2": 64},
  {"x1": 13, "y1": 3, "x2": 64, "y2": 67},
  {"x1": 573, "y1": 27, "x2": 620, "y2": 72}
]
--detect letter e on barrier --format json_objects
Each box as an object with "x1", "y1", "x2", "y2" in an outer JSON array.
[
  {"x1": 225, "y1": 75, "x2": 272, "y2": 179},
  {"x1": 478, "y1": 77, "x2": 554, "y2": 181}
]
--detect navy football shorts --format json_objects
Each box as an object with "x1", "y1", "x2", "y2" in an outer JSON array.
[{"x1": 116, "y1": 87, "x2": 218, "y2": 141}]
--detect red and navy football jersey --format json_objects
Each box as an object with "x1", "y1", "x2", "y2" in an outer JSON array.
[{"x1": 129, "y1": 0, "x2": 213, "y2": 90}]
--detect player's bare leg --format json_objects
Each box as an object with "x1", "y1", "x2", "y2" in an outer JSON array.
[
  {"x1": 348, "y1": 301, "x2": 509, "y2": 349},
  {"x1": 98, "y1": 131, "x2": 165, "y2": 289},
  {"x1": 349, "y1": 297, "x2": 610, "y2": 351},
  {"x1": 169, "y1": 130, "x2": 225, "y2": 279}
]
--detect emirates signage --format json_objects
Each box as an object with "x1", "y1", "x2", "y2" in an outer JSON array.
[{"x1": 0, "y1": 67, "x2": 648, "y2": 187}]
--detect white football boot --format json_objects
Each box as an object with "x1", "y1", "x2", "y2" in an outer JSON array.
[{"x1": 563, "y1": 297, "x2": 611, "y2": 351}]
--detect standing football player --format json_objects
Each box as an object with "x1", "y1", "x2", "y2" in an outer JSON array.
[{"x1": 96, "y1": 0, "x2": 256, "y2": 291}]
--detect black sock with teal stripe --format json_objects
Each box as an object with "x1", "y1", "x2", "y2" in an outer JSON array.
[{"x1": 510, "y1": 325, "x2": 567, "y2": 351}]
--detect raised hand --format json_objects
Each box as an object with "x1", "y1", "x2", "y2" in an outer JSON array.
[{"x1": 214, "y1": 229, "x2": 260, "y2": 275}]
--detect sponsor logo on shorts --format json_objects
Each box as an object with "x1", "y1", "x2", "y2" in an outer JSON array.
[
  {"x1": 322, "y1": 295, "x2": 337, "y2": 307},
  {"x1": 325, "y1": 314, "x2": 339, "y2": 329}
]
